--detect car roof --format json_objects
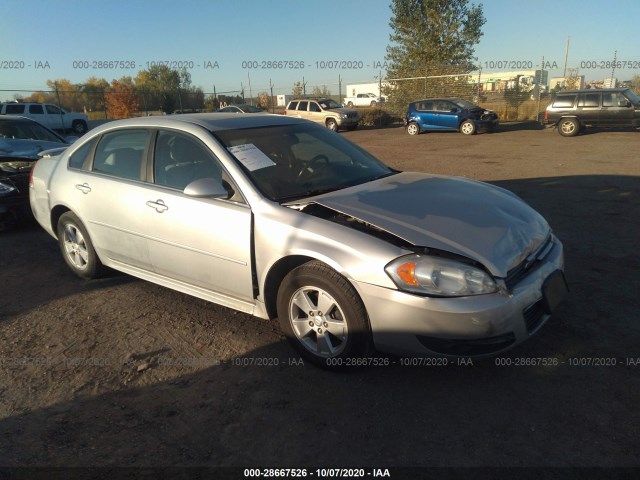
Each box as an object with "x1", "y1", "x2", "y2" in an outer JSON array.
[{"x1": 86, "y1": 113, "x2": 307, "y2": 134}]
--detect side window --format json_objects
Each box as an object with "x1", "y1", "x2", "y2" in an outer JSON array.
[
  {"x1": 46, "y1": 105, "x2": 62, "y2": 114},
  {"x1": 417, "y1": 101, "x2": 434, "y2": 111},
  {"x1": 298, "y1": 101, "x2": 308, "y2": 111},
  {"x1": 68, "y1": 137, "x2": 97, "y2": 170},
  {"x1": 603, "y1": 92, "x2": 627, "y2": 107},
  {"x1": 552, "y1": 95, "x2": 576, "y2": 108},
  {"x1": 93, "y1": 129, "x2": 149, "y2": 180},
  {"x1": 288, "y1": 101, "x2": 298, "y2": 110},
  {"x1": 578, "y1": 94, "x2": 599, "y2": 107},
  {"x1": 154, "y1": 130, "x2": 222, "y2": 191},
  {"x1": 29, "y1": 105, "x2": 44, "y2": 114},
  {"x1": 6, "y1": 104, "x2": 25, "y2": 114}
]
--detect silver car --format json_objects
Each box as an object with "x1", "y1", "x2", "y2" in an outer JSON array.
[{"x1": 29, "y1": 114, "x2": 568, "y2": 368}]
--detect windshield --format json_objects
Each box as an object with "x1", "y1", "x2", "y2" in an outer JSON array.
[
  {"x1": 0, "y1": 119, "x2": 65, "y2": 143},
  {"x1": 239, "y1": 105, "x2": 263, "y2": 113},
  {"x1": 318, "y1": 99, "x2": 342, "y2": 110},
  {"x1": 215, "y1": 123, "x2": 396, "y2": 202},
  {"x1": 624, "y1": 89, "x2": 640, "y2": 104},
  {"x1": 453, "y1": 99, "x2": 480, "y2": 110}
]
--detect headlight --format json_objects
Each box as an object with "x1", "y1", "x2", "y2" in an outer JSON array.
[
  {"x1": 0, "y1": 181, "x2": 17, "y2": 196},
  {"x1": 385, "y1": 254, "x2": 497, "y2": 297},
  {"x1": 340, "y1": 114, "x2": 348, "y2": 119}
]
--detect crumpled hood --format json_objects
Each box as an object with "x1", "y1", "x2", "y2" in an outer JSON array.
[{"x1": 312, "y1": 172, "x2": 549, "y2": 277}]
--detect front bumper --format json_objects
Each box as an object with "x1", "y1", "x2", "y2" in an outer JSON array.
[{"x1": 355, "y1": 236, "x2": 566, "y2": 357}]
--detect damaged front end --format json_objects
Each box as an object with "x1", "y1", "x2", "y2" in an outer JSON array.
[{"x1": 0, "y1": 160, "x2": 34, "y2": 230}]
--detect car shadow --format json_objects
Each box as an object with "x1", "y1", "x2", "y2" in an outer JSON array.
[{"x1": 0, "y1": 222, "x2": 135, "y2": 323}]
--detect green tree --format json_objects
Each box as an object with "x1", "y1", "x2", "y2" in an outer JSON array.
[
  {"x1": 384, "y1": 0, "x2": 485, "y2": 112},
  {"x1": 311, "y1": 85, "x2": 331, "y2": 97},
  {"x1": 631, "y1": 75, "x2": 640, "y2": 95},
  {"x1": 291, "y1": 81, "x2": 303, "y2": 98},
  {"x1": 81, "y1": 76, "x2": 109, "y2": 113},
  {"x1": 135, "y1": 65, "x2": 181, "y2": 113}
]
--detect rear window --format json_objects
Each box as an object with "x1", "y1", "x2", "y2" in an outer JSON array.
[
  {"x1": 552, "y1": 95, "x2": 577, "y2": 108},
  {"x1": 29, "y1": 105, "x2": 45, "y2": 114}
]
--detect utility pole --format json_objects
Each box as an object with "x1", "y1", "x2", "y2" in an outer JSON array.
[{"x1": 563, "y1": 36, "x2": 570, "y2": 77}]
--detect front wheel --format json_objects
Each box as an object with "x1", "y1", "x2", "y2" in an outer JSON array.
[
  {"x1": 460, "y1": 120, "x2": 476, "y2": 135},
  {"x1": 57, "y1": 212, "x2": 104, "y2": 279},
  {"x1": 277, "y1": 261, "x2": 372, "y2": 369},
  {"x1": 326, "y1": 118, "x2": 338, "y2": 132},
  {"x1": 72, "y1": 120, "x2": 88, "y2": 135}
]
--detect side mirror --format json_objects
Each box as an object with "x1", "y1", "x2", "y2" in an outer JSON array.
[
  {"x1": 183, "y1": 177, "x2": 230, "y2": 199},
  {"x1": 450, "y1": 108, "x2": 458, "y2": 113}
]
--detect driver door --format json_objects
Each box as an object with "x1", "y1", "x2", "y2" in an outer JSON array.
[{"x1": 143, "y1": 129, "x2": 255, "y2": 310}]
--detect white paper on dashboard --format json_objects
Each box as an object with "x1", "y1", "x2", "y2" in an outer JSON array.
[{"x1": 227, "y1": 144, "x2": 276, "y2": 171}]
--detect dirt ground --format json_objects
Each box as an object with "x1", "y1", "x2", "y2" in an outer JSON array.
[{"x1": 1, "y1": 123, "x2": 639, "y2": 477}]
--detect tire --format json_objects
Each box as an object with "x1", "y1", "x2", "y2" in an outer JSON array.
[
  {"x1": 326, "y1": 118, "x2": 338, "y2": 132},
  {"x1": 558, "y1": 118, "x2": 580, "y2": 137},
  {"x1": 72, "y1": 120, "x2": 88, "y2": 135},
  {"x1": 276, "y1": 261, "x2": 372, "y2": 369},
  {"x1": 57, "y1": 212, "x2": 104, "y2": 279},
  {"x1": 407, "y1": 122, "x2": 420, "y2": 135},
  {"x1": 346, "y1": 102, "x2": 354, "y2": 108},
  {"x1": 370, "y1": 101, "x2": 377, "y2": 107},
  {"x1": 460, "y1": 120, "x2": 476, "y2": 135}
]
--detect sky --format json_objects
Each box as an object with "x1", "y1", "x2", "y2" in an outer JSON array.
[{"x1": 1, "y1": 0, "x2": 639, "y2": 99}]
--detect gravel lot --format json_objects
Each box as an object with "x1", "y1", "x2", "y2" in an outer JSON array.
[{"x1": 1, "y1": 123, "x2": 639, "y2": 477}]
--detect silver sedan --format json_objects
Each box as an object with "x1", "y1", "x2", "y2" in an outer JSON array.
[{"x1": 29, "y1": 114, "x2": 568, "y2": 368}]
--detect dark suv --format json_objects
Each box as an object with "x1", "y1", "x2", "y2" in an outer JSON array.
[{"x1": 544, "y1": 88, "x2": 640, "y2": 136}]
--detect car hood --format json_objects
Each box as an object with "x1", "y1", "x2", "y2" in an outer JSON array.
[
  {"x1": 0, "y1": 138, "x2": 66, "y2": 159},
  {"x1": 328, "y1": 107, "x2": 359, "y2": 115},
  {"x1": 311, "y1": 172, "x2": 549, "y2": 277}
]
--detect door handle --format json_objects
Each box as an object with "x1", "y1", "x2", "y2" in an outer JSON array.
[
  {"x1": 75, "y1": 183, "x2": 91, "y2": 194},
  {"x1": 146, "y1": 199, "x2": 169, "y2": 213}
]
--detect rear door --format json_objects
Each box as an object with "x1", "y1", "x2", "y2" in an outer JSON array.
[
  {"x1": 62, "y1": 128, "x2": 154, "y2": 270},
  {"x1": 576, "y1": 92, "x2": 601, "y2": 125}
]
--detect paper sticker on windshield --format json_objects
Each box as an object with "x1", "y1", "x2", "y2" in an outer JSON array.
[{"x1": 227, "y1": 144, "x2": 275, "y2": 171}]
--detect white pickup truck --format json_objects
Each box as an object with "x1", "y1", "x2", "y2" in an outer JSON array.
[
  {"x1": 0, "y1": 102, "x2": 89, "y2": 134},
  {"x1": 343, "y1": 93, "x2": 384, "y2": 108}
]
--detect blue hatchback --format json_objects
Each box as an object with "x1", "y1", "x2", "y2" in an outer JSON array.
[{"x1": 405, "y1": 98, "x2": 499, "y2": 135}]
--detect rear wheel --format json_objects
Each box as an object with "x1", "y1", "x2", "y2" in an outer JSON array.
[
  {"x1": 407, "y1": 122, "x2": 420, "y2": 135},
  {"x1": 57, "y1": 212, "x2": 104, "y2": 279},
  {"x1": 558, "y1": 118, "x2": 579, "y2": 137},
  {"x1": 346, "y1": 101, "x2": 354, "y2": 108},
  {"x1": 277, "y1": 261, "x2": 372, "y2": 369}
]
